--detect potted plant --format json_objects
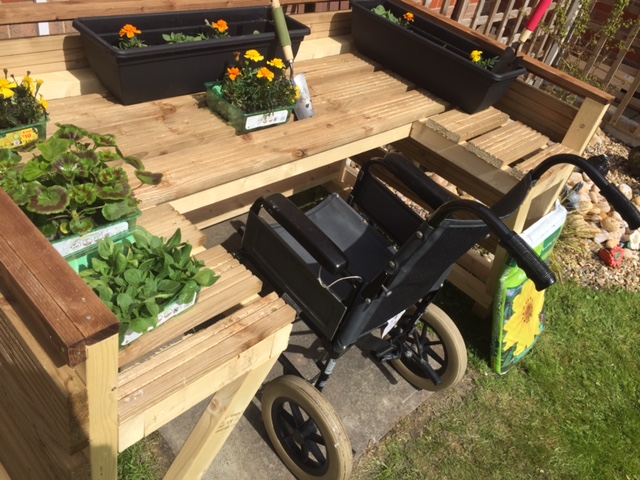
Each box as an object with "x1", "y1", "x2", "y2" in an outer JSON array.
[
  {"x1": 0, "y1": 123, "x2": 162, "y2": 256},
  {"x1": 72, "y1": 7, "x2": 310, "y2": 105},
  {"x1": 0, "y1": 70, "x2": 49, "y2": 149},
  {"x1": 350, "y1": 0, "x2": 527, "y2": 114},
  {"x1": 68, "y1": 227, "x2": 219, "y2": 347},
  {"x1": 204, "y1": 49, "x2": 299, "y2": 134}
]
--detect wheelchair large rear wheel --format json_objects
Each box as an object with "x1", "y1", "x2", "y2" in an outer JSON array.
[
  {"x1": 261, "y1": 375, "x2": 352, "y2": 480},
  {"x1": 391, "y1": 304, "x2": 467, "y2": 392}
]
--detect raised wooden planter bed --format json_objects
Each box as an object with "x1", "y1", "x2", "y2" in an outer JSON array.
[{"x1": 0, "y1": 0, "x2": 615, "y2": 477}]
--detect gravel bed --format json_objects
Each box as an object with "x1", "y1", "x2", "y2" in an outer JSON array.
[{"x1": 553, "y1": 129, "x2": 640, "y2": 292}]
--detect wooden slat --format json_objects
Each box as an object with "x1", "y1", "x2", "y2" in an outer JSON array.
[
  {"x1": 465, "y1": 121, "x2": 549, "y2": 168},
  {"x1": 117, "y1": 293, "x2": 293, "y2": 423},
  {"x1": 138, "y1": 203, "x2": 207, "y2": 248},
  {"x1": 116, "y1": 245, "x2": 262, "y2": 367},
  {"x1": 511, "y1": 143, "x2": 577, "y2": 179},
  {"x1": 425, "y1": 107, "x2": 509, "y2": 143},
  {"x1": 0, "y1": 190, "x2": 118, "y2": 367},
  {"x1": 0, "y1": 295, "x2": 89, "y2": 454}
]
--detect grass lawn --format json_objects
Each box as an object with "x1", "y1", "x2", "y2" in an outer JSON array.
[{"x1": 353, "y1": 280, "x2": 640, "y2": 479}]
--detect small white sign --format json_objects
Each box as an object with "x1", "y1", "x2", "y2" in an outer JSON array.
[
  {"x1": 244, "y1": 110, "x2": 290, "y2": 131},
  {"x1": 382, "y1": 309, "x2": 407, "y2": 338},
  {"x1": 121, "y1": 292, "x2": 198, "y2": 346},
  {"x1": 53, "y1": 220, "x2": 130, "y2": 257}
]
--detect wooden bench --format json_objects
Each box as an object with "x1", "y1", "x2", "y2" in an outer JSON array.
[{"x1": 0, "y1": 0, "x2": 615, "y2": 477}]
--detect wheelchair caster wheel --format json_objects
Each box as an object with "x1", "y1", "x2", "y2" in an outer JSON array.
[
  {"x1": 391, "y1": 304, "x2": 467, "y2": 392},
  {"x1": 261, "y1": 375, "x2": 352, "y2": 480}
]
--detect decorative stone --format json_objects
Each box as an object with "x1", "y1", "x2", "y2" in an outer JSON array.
[
  {"x1": 589, "y1": 191, "x2": 600, "y2": 204},
  {"x1": 596, "y1": 202, "x2": 611, "y2": 213},
  {"x1": 623, "y1": 248, "x2": 639, "y2": 260},
  {"x1": 605, "y1": 238, "x2": 621, "y2": 249},
  {"x1": 587, "y1": 207, "x2": 601, "y2": 216},
  {"x1": 568, "y1": 172, "x2": 583, "y2": 186},
  {"x1": 618, "y1": 183, "x2": 633, "y2": 200},
  {"x1": 593, "y1": 229, "x2": 610, "y2": 244},
  {"x1": 632, "y1": 196, "x2": 640, "y2": 206},
  {"x1": 601, "y1": 216, "x2": 620, "y2": 232},
  {"x1": 578, "y1": 200, "x2": 594, "y2": 214}
]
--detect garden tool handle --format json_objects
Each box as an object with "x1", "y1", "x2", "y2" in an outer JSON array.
[
  {"x1": 520, "y1": 0, "x2": 552, "y2": 43},
  {"x1": 271, "y1": 0, "x2": 294, "y2": 64}
]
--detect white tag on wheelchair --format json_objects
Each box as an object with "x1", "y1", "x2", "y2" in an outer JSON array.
[{"x1": 382, "y1": 309, "x2": 406, "y2": 338}]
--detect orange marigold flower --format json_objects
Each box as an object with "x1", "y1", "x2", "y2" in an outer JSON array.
[
  {"x1": 227, "y1": 67, "x2": 242, "y2": 81},
  {"x1": 212, "y1": 19, "x2": 228, "y2": 33},
  {"x1": 120, "y1": 24, "x2": 141, "y2": 39},
  {"x1": 403, "y1": 12, "x2": 414, "y2": 22},
  {"x1": 256, "y1": 67, "x2": 275, "y2": 82}
]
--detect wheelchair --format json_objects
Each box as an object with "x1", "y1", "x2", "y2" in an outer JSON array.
[{"x1": 238, "y1": 152, "x2": 640, "y2": 480}]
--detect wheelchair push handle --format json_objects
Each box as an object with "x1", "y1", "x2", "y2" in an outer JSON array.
[
  {"x1": 531, "y1": 153, "x2": 640, "y2": 230},
  {"x1": 500, "y1": 231, "x2": 556, "y2": 291},
  {"x1": 428, "y1": 200, "x2": 555, "y2": 291}
]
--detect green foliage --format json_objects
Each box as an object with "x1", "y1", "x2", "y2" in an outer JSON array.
[
  {"x1": 220, "y1": 49, "x2": 298, "y2": 113},
  {"x1": 118, "y1": 19, "x2": 229, "y2": 49},
  {"x1": 371, "y1": 5, "x2": 415, "y2": 29},
  {"x1": 352, "y1": 282, "x2": 640, "y2": 479},
  {"x1": 540, "y1": 0, "x2": 640, "y2": 92},
  {"x1": 0, "y1": 123, "x2": 163, "y2": 239},
  {"x1": 161, "y1": 32, "x2": 209, "y2": 44},
  {"x1": 79, "y1": 228, "x2": 219, "y2": 345},
  {"x1": 0, "y1": 70, "x2": 48, "y2": 130}
]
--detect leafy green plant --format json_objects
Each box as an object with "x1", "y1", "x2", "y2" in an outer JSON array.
[
  {"x1": 0, "y1": 123, "x2": 162, "y2": 239},
  {"x1": 119, "y1": 19, "x2": 229, "y2": 48},
  {"x1": 371, "y1": 5, "x2": 415, "y2": 29},
  {"x1": 161, "y1": 31, "x2": 209, "y2": 44},
  {"x1": 78, "y1": 228, "x2": 218, "y2": 345}
]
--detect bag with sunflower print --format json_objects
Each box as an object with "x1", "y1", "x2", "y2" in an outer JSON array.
[{"x1": 491, "y1": 203, "x2": 567, "y2": 374}]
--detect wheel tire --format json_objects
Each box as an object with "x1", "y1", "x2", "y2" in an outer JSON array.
[
  {"x1": 390, "y1": 304, "x2": 467, "y2": 392},
  {"x1": 261, "y1": 375, "x2": 352, "y2": 480}
]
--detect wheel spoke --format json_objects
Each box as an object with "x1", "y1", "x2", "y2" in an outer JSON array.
[
  {"x1": 279, "y1": 408, "x2": 297, "y2": 433},
  {"x1": 305, "y1": 438, "x2": 327, "y2": 464},
  {"x1": 290, "y1": 402, "x2": 306, "y2": 427},
  {"x1": 301, "y1": 418, "x2": 319, "y2": 438}
]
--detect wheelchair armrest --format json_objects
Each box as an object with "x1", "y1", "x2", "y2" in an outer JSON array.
[
  {"x1": 382, "y1": 152, "x2": 458, "y2": 209},
  {"x1": 252, "y1": 193, "x2": 349, "y2": 275}
]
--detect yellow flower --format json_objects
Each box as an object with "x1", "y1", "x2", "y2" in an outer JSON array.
[
  {"x1": 0, "y1": 78, "x2": 17, "y2": 99},
  {"x1": 403, "y1": 12, "x2": 414, "y2": 22},
  {"x1": 120, "y1": 24, "x2": 141, "y2": 39},
  {"x1": 503, "y1": 280, "x2": 545, "y2": 356},
  {"x1": 38, "y1": 94, "x2": 49, "y2": 111},
  {"x1": 244, "y1": 49, "x2": 264, "y2": 62},
  {"x1": 267, "y1": 58, "x2": 286, "y2": 70},
  {"x1": 257, "y1": 67, "x2": 275, "y2": 82},
  {"x1": 227, "y1": 67, "x2": 242, "y2": 81},
  {"x1": 470, "y1": 50, "x2": 483, "y2": 63},
  {"x1": 36, "y1": 79, "x2": 44, "y2": 87},
  {"x1": 295, "y1": 86, "x2": 301, "y2": 100},
  {"x1": 22, "y1": 75, "x2": 34, "y2": 93},
  {"x1": 212, "y1": 19, "x2": 228, "y2": 33}
]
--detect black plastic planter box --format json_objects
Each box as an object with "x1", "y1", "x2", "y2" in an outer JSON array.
[
  {"x1": 73, "y1": 7, "x2": 310, "y2": 105},
  {"x1": 351, "y1": 0, "x2": 526, "y2": 113}
]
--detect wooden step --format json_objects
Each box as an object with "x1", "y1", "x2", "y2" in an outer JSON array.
[
  {"x1": 425, "y1": 106, "x2": 509, "y2": 143},
  {"x1": 465, "y1": 121, "x2": 550, "y2": 168}
]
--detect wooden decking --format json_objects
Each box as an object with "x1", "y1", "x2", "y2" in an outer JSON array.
[{"x1": 47, "y1": 53, "x2": 448, "y2": 228}]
